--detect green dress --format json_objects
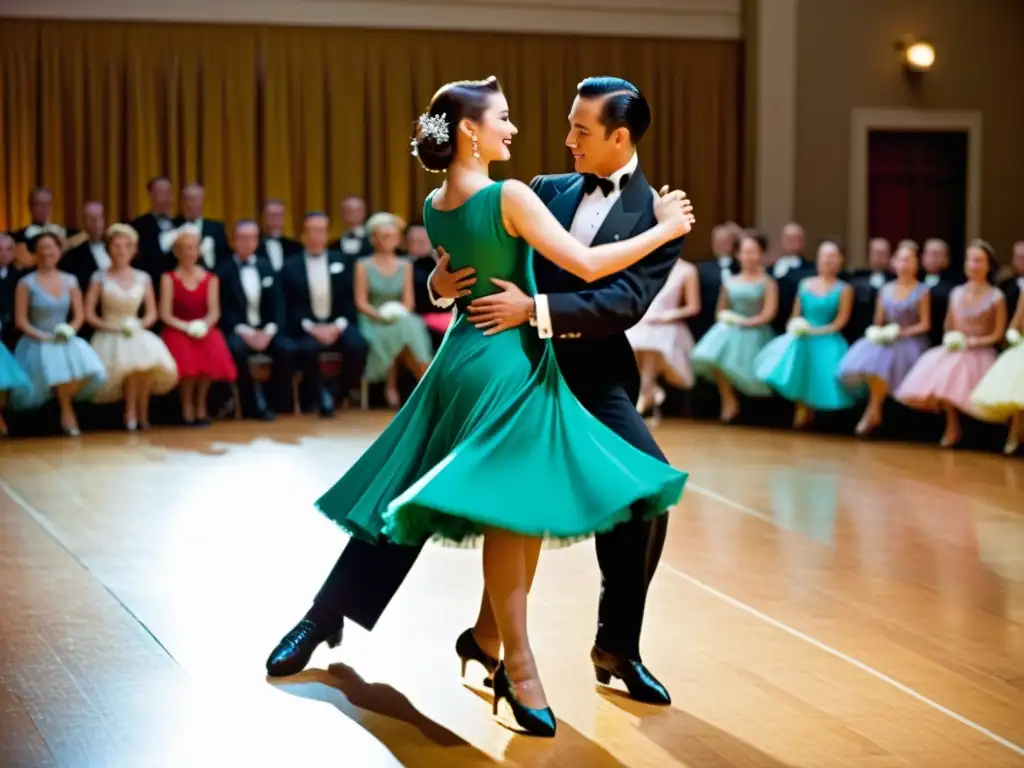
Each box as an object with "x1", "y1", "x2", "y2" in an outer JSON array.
[
  {"x1": 357, "y1": 258, "x2": 434, "y2": 383},
  {"x1": 315, "y1": 181, "x2": 687, "y2": 547}
]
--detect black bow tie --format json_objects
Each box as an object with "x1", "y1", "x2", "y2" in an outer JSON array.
[
  {"x1": 582, "y1": 173, "x2": 629, "y2": 197},
  {"x1": 238, "y1": 257, "x2": 257, "y2": 268}
]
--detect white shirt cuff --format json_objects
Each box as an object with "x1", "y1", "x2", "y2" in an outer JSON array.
[
  {"x1": 427, "y1": 267, "x2": 456, "y2": 309},
  {"x1": 264, "y1": 323, "x2": 278, "y2": 337},
  {"x1": 301, "y1": 318, "x2": 315, "y2": 333},
  {"x1": 534, "y1": 293, "x2": 553, "y2": 339},
  {"x1": 334, "y1": 317, "x2": 349, "y2": 331},
  {"x1": 234, "y1": 323, "x2": 253, "y2": 335}
]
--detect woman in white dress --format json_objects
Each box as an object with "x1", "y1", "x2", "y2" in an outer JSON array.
[
  {"x1": 625, "y1": 258, "x2": 700, "y2": 414},
  {"x1": 85, "y1": 223, "x2": 178, "y2": 429}
]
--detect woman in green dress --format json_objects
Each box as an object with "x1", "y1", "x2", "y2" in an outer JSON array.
[
  {"x1": 315, "y1": 76, "x2": 693, "y2": 737},
  {"x1": 354, "y1": 212, "x2": 434, "y2": 407}
]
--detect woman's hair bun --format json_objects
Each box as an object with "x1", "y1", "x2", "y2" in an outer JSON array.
[{"x1": 412, "y1": 111, "x2": 455, "y2": 173}]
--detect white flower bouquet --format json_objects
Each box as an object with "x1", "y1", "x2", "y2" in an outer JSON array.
[
  {"x1": 53, "y1": 323, "x2": 76, "y2": 341},
  {"x1": 942, "y1": 330, "x2": 968, "y2": 351},
  {"x1": 121, "y1": 317, "x2": 141, "y2": 338},
  {"x1": 377, "y1": 301, "x2": 409, "y2": 323},
  {"x1": 1006, "y1": 328, "x2": 1022, "y2": 347},
  {"x1": 865, "y1": 323, "x2": 901, "y2": 345},
  {"x1": 187, "y1": 320, "x2": 209, "y2": 339},
  {"x1": 716, "y1": 309, "x2": 743, "y2": 326},
  {"x1": 786, "y1": 317, "x2": 811, "y2": 337}
]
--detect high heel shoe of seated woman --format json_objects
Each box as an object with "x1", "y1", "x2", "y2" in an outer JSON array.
[{"x1": 491, "y1": 662, "x2": 556, "y2": 738}]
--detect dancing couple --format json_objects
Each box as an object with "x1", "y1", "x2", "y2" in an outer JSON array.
[{"x1": 267, "y1": 76, "x2": 694, "y2": 737}]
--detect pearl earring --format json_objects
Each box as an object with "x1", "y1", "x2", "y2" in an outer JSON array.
[{"x1": 472, "y1": 134, "x2": 480, "y2": 159}]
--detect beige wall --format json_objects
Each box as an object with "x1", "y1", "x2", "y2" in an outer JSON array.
[{"x1": 794, "y1": 0, "x2": 1024, "y2": 264}]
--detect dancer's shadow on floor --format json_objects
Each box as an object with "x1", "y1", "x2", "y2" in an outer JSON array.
[{"x1": 600, "y1": 690, "x2": 793, "y2": 767}]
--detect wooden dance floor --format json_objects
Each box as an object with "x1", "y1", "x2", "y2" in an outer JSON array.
[{"x1": 1, "y1": 415, "x2": 1022, "y2": 767}]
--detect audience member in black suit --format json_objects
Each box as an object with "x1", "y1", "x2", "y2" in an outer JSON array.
[
  {"x1": 218, "y1": 220, "x2": 296, "y2": 420},
  {"x1": 10, "y1": 187, "x2": 82, "y2": 251},
  {"x1": 281, "y1": 212, "x2": 368, "y2": 416},
  {"x1": 327, "y1": 195, "x2": 372, "y2": 257},
  {"x1": 999, "y1": 240, "x2": 1024, "y2": 315},
  {"x1": 845, "y1": 237, "x2": 893, "y2": 342},
  {"x1": 921, "y1": 238, "x2": 962, "y2": 346},
  {"x1": 256, "y1": 199, "x2": 302, "y2": 272},
  {"x1": 60, "y1": 202, "x2": 111, "y2": 294},
  {"x1": 769, "y1": 222, "x2": 814, "y2": 334},
  {"x1": 129, "y1": 176, "x2": 178, "y2": 285},
  {"x1": 693, "y1": 224, "x2": 740, "y2": 340},
  {"x1": 0, "y1": 234, "x2": 23, "y2": 349},
  {"x1": 406, "y1": 223, "x2": 450, "y2": 347},
  {"x1": 173, "y1": 183, "x2": 230, "y2": 271}
]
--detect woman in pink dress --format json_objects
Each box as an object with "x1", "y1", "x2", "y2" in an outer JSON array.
[
  {"x1": 895, "y1": 240, "x2": 1007, "y2": 448},
  {"x1": 625, "y1": 258, "x2": 700, "y2": 414}
]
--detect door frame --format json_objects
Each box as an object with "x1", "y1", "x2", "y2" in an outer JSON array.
[{"x1": 848, "y1": 108, "x2": 982, "y2": 267}]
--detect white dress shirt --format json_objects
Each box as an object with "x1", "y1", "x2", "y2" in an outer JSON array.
[
  {"x1": 924, "y1": 273, "x2": 941, "y2": 288},
  {"x1": 428, "y1": 153, "x2": 640, "y2": 340},
  {"x1": 89, "y1": 240, "x2": 111, "y2": 272},
  {"x1": 772, "y1": 254, "x2": 804, "y2": 279},
  {"x1": 263, "y1": 238, "x2": 284, "y2": 272},
  {"x1": 300, "y1": 253, "x2": 349, "y2": 333},
  {"x1": 234, "y1": 255, "x2": 277, "y2": 337}
]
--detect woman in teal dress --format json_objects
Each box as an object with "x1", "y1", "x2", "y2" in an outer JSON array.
[
  {"x1": 754, "y1": 239, "x2": 858, "y2": 427},
  {"x1": 314, "y1": 77, "x2": 692, "y2": 736},
  {"x1": 354, "y1": 212, "x2": 434, "y2": 407},
  {"x1": 690, "y1": 230, "x2": 777, "y2": 422}
]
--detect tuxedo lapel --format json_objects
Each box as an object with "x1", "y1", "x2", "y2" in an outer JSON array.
[
  {"x1": 591, "y1": 168, "x2": 645, "y2": 246},
  {"x1": 548, "y1": 176, "x2": 585, "y2": 232},
  {"x1": 228, "y1": 261, "x2": 247, "y2": 311}
]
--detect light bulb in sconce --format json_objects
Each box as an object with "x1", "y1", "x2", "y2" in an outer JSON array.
[{"x1": 903, "y1": 41, "x2": 935, "y2": 72}]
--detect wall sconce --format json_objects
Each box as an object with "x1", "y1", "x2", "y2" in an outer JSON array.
[{"x1": 896, "y1": 36, "x2": 935, "y2": 74}]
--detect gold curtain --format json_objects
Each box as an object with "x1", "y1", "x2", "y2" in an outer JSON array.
[{"x1": 0, "y1": 19, "x2": 741, "y2": 246}]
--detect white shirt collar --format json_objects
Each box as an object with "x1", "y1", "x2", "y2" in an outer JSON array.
[{"x1": 605, "y1": 153, "x2": 638, "y2": 188}]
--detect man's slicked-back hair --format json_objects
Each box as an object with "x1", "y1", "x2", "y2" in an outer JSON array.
[{"x1": 576, "y1": 76, "x2": 651, "y2": 144}]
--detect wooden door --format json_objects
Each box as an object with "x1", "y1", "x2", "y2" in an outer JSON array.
[{"x1": 867, "y1": 130, "x2": 968, "y2": 267}]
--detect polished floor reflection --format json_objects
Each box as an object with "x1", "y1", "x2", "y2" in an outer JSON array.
[{"x1": 1, "y1": 415, "x2": 1022, "y2": 767}]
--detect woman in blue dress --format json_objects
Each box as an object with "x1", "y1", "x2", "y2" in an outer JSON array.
[
  {"x1": 11, "y1": 230, "x2": 107, "y2": 435},
  {"x1": 755, "y1": 239, "x2": 858, "y2": 427},
  {"x1": 0, "y1": 333, "x2": 29, "y2": 437},
  {"x1": 690, "y1": 230, "x2": 777, "y2": 422}
]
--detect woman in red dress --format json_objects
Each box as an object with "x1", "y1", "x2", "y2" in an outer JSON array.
[{"x1": 159, "y1": 225, "x2": 237, "y2": 424}]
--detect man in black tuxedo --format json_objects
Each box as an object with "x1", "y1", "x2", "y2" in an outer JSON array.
[
  {"x1": 406, "y1": 223, "x2": 449, "y2": 347},
  {"x1": 279, "y1": 212, "x2": 368, "y2": 417},
  {"x1": 256, "y1": 199, "x2": 303, "y2": 272},
  {"x1": 265, "y1": 77, "x2": 687, "y2": 705},
  {"x1": 327, "y1": 196, "x2": 372, "y2": 258},
  {"x1": 0, "y1": 234, "x2": 23, "y2": 349},
  {"x1": 10, "y1": 187, "x2": 82, "y2": 251},
  {"x1": 172, "y1": 183, "x2": 230, "y2": 271},
  {"x1": 217, "y1": 220, "x2": 296, "y2": 420},
  {"x1": 844, "y1": 237, "x2": 893, "y2": 343},
  {"x1": 130, "y1": 176, "x2": 178, "y2": 287},
  {"x1": 999, "y1": 240, "x2": 1024, "y2": 317},
  {"x1": 768, "y1": 222, "x2": 814, "y2": 335},
  {"x1": 693, "y1": 224, "x2": 741, "y2": 340},
  {"x1": 60, "y1": 202, "x2": 111, "y2": 294},
  {"x1": 921, "y1": 238, "x2": 962, "y2": 346}
]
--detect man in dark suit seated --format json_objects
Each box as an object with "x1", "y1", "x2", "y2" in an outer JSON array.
[
  {"x1": 327, "y1": 196, "x2": 372, "y2": 258},
  {"x1": 921, "y1": 238, "x2": 962, "y2": 346},
  {"x1": 999, "y1": 240, "x2": 1024, "y2": 317},
  {"x1": 10, "y1": 186, "x2": 82, "y2": 251},
  {"x1": 845, "y1": 237, "x2": 893, "y2": 343},
  {"x1": 257, "y1": 199, "x2": 303, "y2": 272},
  {"x1": 769, "y1": 222, "x2": 814, "y2": 335},
  {"x1": 130, "y1": 176, "x2": 178, "y2": 287},
  {"x1": 0, "y1": 234, "x2": 23, "y2": 349},
  {"x1": 173, "y1": 183, "x2": 230, "y2": 271},
  {"x1": 406, "y1": 222, "x2": 450, "y2": 347},
  {"x1": 693, "y1": 224, "x2": 741, "y2": 340},
  {"x1": 280, "y1": 212, "x2": 368, "y2": 417},
  {"x1": 60, "y1": 201, "x2": 111, "y2": 293},
  {"x1": 217, "y1": 220, "x2": 296, "y2": 420}
]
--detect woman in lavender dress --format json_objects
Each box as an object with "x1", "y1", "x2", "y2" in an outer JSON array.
[{"x1": 838, "y1": 242, "x2": 930, "y2": 436}]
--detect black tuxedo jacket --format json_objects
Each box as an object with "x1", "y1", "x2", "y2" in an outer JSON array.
[
  {"x1": 173, "y1": 217, "x2": 231, "y2": 269},
  {"x1": 328, "y1": 228, "x2": 372, "y2": 259},
  {"x1": 129, "y1": 211, "x2": 177, "y2": 280},
  {"x1": 59, "y1": 241, "x2": 106, "y2": 292},
  {"x1": 256, "y1": 235, "x2": 303, "y2": 271},
  {"x1": 693, "y1": 256, "x2": 740, "y2": 339},
  {"x1": 770, "y1": 257, "x2": 815, "y2": 334},
  {"x1": 1000, "y1": 275, "x2": 1023, "y2": 319},
  {"x1": 845, "y1": 269, "x2": 894, "y2": 342},
  {"x1": 280, "y1": 251, "x2": 358, "y2": 338},
  {"x1": 530, "y1": 167, "x2": 684, "y2": 397},
  {"x1": 216, "y1": 255, "x2": 285, "y2": 334},
  {"x1": 922, "y1": 271, "x2": 963, "y2": 345}
]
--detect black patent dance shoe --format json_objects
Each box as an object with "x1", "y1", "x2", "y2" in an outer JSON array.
[
  {"x1": 456, "y1": 628, "x2": 499, "y2": 687},
  {"x1": 591, "y1": 645, "x2": 671, "y2": 705},
  {"x1": 491, "y1": 662, "x2": 556, "y2": 738},
  {"x1": 265, "y1": 618, "x2": 343, "y2": 677}
]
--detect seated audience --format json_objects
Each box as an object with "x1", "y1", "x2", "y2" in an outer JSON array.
[
  {"x1": 755, "y1": 239, "x2": 857, "y2": 428},
  {"x1": 11, "y1": 230, "x2": 107, "y2": 435},
  {"x1": 354, "y1": 213, "x2": 433, "y2": 408},
  {"x1": 11, "y1": 186, "x2": 82, "y2": 250},
  {"x1": 129, "y1": 176, "x2": 177, "y2": 285},
  {"x1": 691, "y1": 230, "x2": 777, "y2": 423},
  {"x1": 281, "y1": 212, "x2": 368, "y2": 416},
  {"x1": 625, "y1": 255, "x2": 700, "y2": 415},
  {"x1": 218, "y1": 219, "x2": 296, "y2": 419},
  {"x1": 407, "y1": 223, "x2": 452, "y2": 343},
  {"x1": 171, "y1": 183, "x2": 230, "y2": 270},
  {"x1": 160, "y1": 225, "x2": 237, "y2": 425},
  {"x1": 60, "y1": 201, "x2": 111, "y2": 295},
  {"x1": 257, "y1": 199, "x2": 302, "y2": 272},
  {"x1": 971, "y1": 291, "x2": 1024, "y2": 455},
  {"x1": 85, "y1": 224, "x2": 178, "y2": 430},
  {"x1": 328, "y1": 195, "x2": 372, "y2": 257},
  {"x1": 838, "y1": 242, "x2": 931, "y2": 437},
  {"x1": 693, "y1": 224, "x2": 740, "y2": 340},
  {"x1": 769, "y1": 222, "x2": 814, "y2": 335},
  {"x1": 845, "y1": 237, "x2": 893, "y2": 343},
  {"x1": 920, "y1": 238, "x2": 961, "y2": 346},
  {"x1": 896, "y1": 240, "x2": 1007, "y2": 448}
]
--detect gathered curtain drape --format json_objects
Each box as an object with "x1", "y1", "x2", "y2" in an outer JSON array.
[{"x1": 0, "y1": 19, "x2": 741, "y2": 243}]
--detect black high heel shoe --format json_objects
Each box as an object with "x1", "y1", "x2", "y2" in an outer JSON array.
[
  {"x1": 455, "y1": 629, "x2": 499, "y2": 687},
  {"x1": 491, "y1": 662, "x2": 556, "y2": 738}
]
